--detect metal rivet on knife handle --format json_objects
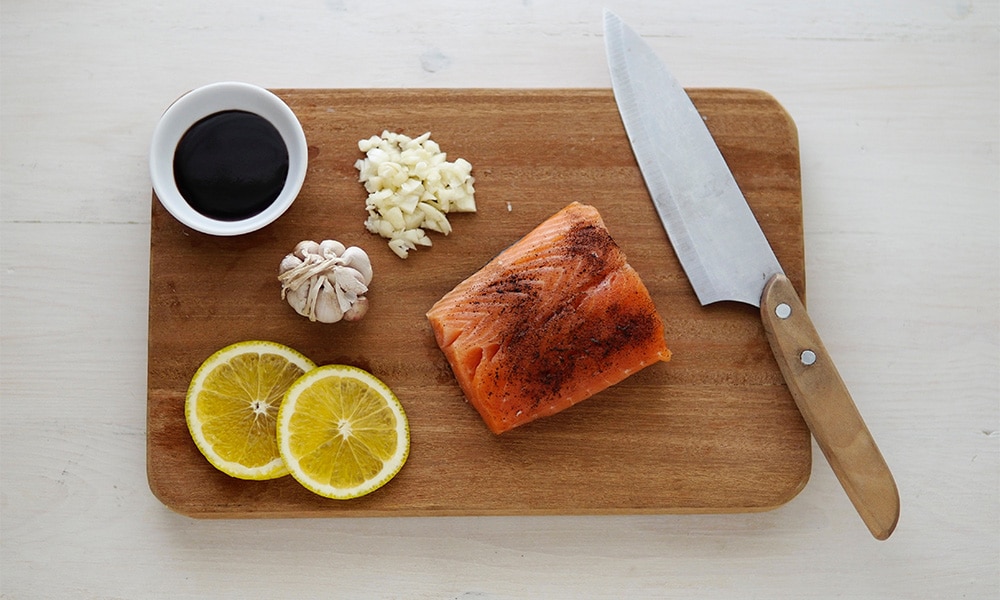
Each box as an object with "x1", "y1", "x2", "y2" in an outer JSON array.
[{"x1": 776, "y1": 303, "x2": 792, "y2": 319}]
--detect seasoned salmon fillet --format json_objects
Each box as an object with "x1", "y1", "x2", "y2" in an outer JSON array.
[{"x1": 426, "y1": 202, "x2": 671, "y2": 434}]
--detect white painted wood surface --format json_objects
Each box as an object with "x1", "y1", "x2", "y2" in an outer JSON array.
[{"x1": 1, "y1": 1, "x2": 997, "y2": 597}]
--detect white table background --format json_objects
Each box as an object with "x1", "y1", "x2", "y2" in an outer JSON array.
[{"x1": 2, "y1": 1, "x2": 997, "y2": 598}]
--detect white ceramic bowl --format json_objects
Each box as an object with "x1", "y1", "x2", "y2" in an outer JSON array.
[{"x1": 149, "y1": 82, "x2": 307, "y2": 236}]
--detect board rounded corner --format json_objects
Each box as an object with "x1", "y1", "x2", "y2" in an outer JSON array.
[
  {"x1": 146, "y1": 457, "x2": 205, "y2": 519},
  {"x1": 764, "y1": 445, "x2": 813, "y2": 512}
]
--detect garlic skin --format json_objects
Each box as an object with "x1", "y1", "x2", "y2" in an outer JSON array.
[{"x1": 278, "y1": 240, "x2": 373, "y2": 323}]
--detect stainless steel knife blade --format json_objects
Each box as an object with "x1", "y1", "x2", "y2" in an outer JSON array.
[
  {"x1": 604, "y1": 9, "x2": 899, "y2": 540},
  {"x1": 604, "y1": 11, "x2": 781, "y2": 307}
]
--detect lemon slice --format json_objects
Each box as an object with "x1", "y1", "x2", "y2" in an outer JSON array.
[
  {"x1": 185, "y1": 341, "x2": 316, "y2": 480},
  {"x1": 277, "y1": 365, "x2": 409, "y2": 499}
]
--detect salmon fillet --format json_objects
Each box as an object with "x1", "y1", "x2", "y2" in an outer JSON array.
[{"x1": 426, "y1": 202, "x2": 671, "y2": 434}]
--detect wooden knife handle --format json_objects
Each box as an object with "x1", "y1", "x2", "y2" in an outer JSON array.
[{"x1": 760, "y1": 274, "x2": 899, "y2": 540}]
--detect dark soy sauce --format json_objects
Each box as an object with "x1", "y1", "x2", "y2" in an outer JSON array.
[{"x1": 173, "y1": 110, "x2": 289, "y2": 221}]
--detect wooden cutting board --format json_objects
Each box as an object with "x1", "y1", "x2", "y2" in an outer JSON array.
[{"x1": 147, "y1": 88, "x2": 810, "y2": 518}]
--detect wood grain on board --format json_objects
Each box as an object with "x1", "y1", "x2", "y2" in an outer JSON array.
[{"x1": 147, "y1": 88, "x2": 810, "y2": 518}]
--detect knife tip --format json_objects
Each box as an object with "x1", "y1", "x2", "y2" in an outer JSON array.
[{"x1": 602, "y1": 8, "x2": 620, "y2": 28}]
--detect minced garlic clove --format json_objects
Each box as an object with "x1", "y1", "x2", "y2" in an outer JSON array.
[
  {"x1": 355, "y1": 130, "x2": 476, "y2": 259},
  {"x1": 278, "y1": 240, "x2": 373, "y2": 323}
]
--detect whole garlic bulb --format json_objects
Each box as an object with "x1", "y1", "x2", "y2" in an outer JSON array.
[{"x1": 278, "y1": 240, "x2": 373, "y2": 323}]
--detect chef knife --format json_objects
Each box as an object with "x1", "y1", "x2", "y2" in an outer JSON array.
[{"x1": 604, "y1": 10, "x2": 899, "y2": 540}]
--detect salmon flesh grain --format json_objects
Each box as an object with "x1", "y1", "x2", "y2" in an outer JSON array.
[{"x1": 426, "y1": 202, "x2": 671, "y2": 434}]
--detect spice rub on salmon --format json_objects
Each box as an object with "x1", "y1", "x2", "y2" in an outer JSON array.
[{"x1": 426, "y1": 202, "x2": 671, "y2": 434}]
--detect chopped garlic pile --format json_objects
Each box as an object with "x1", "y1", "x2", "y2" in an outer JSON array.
[{"x1": 355, "y1": 131, "x2": 476, "y2": 259}]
